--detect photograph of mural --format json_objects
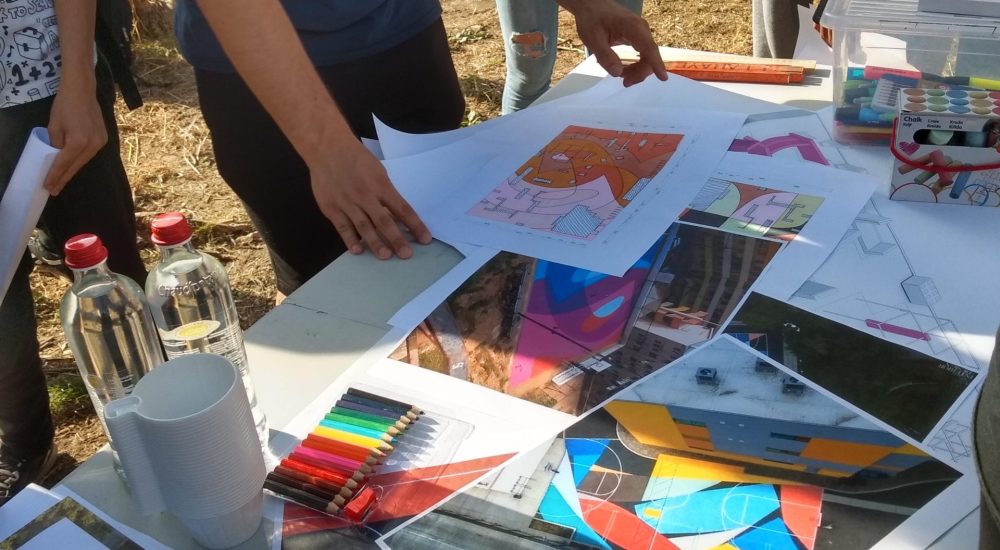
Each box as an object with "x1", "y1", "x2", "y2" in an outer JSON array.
[
  {"x1": 385, "y1": 338, "x2": 961, "y2": 550},
  {"x1": 390, "y1": 222, "x2": 783, "y2": 415},
  {"x1": 725, "y1": 292, "x2": 978, "y2": 442}
]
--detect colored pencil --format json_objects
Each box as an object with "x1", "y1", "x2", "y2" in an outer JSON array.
[
  {"x1": 266, "y1": 472, "x2": 347, "y2": 505},
  {"x1": 289, "y1": 450, "x2": 370, "y2": 480},
  {"x1": 346, "y1": 388, "x2": 424, "y2": 415},
  {"x1": 341, "y1": 394, "x2": 419, "y2": 421},
  {"x1": 319, "y1": 418, "x2": 399, "y2": 443},
  {"x1": 281, "y1": 458, "x2": 362, "y2": 487},
  {"x1": 314, "y1": 425, "x2": 395, "y2": 449},
  {"x1": 323, "y1": 414, "x2": 405, "y2": 436},
  {"x1": 274, "y1": 465, "x2": 354, "y2": 498},
  {"x1": 333, "y1": 400, "x2": 412, "y2": 425},
  {"x1": 303, "y1": 435, "x2": 382, "y2": 465},
  {"x1": 293, "y1": 447, "x2": 374, "y2": 475},
  {"x1": 328, "y1": 408, "x2": 409, "y2": 431},
  {"x1": 264, "y1": 479, "x2": 341, "y2": 515}
]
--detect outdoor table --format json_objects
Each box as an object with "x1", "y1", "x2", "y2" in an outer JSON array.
[{"x1": 54, "y1": 48, "x2": 977, "y2": 549}]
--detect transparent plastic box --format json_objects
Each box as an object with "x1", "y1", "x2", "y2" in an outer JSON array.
[{"x1": 821, "y1": 0, "x2": 1000, "y2": 143}]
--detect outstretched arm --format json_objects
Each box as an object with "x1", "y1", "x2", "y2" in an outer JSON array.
[
  {"x1": 194, "y1": 0, "x2": 430, "y2": 260},
  {"x1": 46, "y1": 0, "x2": 107, "y2": 194},
  {"x1": 556, "y1": 0, "x2": 668, "y2": 86}
]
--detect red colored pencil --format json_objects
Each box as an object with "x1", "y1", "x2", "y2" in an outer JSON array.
[
  {"x1": 289, "y1": 451, "x2": 369, "y2": 481},
  {"x1": 280, "y1": 458, "x2": 363, "y2": 486}
]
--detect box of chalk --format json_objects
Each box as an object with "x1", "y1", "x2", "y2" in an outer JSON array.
[{"x1": 890, "y1": 88, "x2": 1000, "y2": 206}]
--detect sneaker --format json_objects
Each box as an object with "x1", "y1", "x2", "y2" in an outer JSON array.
[
  {"x1": 27, "y1": 230, "x2": 71, "y2": 281},
  {"x1": 0, "y1": 443, "x2": 58, "y2": 506}
]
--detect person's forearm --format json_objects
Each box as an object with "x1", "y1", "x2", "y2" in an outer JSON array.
[
  {"x1": 53, "y1": 0, "x2": 97, "y2": 89},
  {"x1": 194, "y1": 0, "x2": 354, "y2": 166}
]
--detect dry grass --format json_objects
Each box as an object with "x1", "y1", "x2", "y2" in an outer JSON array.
[{"x1": 32, "y1": 0, "x2": 752, "y2": 484}]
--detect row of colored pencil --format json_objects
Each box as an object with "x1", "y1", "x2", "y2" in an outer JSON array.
[{"x1": 263, "y1": 387, "x2": 424, "y2": 522}]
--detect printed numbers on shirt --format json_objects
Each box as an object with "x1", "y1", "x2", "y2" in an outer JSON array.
[
  {"x1": 10, "y1": 61, "x2": 55, "y2": 85},
  {"x1": 10, "y1": 65, "x2": 30, "y2": 86}
]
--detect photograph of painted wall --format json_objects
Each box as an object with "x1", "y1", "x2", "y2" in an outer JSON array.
[
  {"x1": 390, "y1": 222, "x2": 782, "y2": 415},
  {"x1": 384, "y1": 338, "x2": 961, "y2": 550},
  {"x1": 725, "y1": 292, "x2": 977, "y2": 441}
]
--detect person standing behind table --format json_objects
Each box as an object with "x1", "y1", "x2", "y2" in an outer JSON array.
[
  {"x1": 752, "y1": 0, "x2": 812, "y2": 58},
  {"x1": 0, "y1": 0, "x2": 146, "y2": 506},
  {"x1": 174, "y1": 0, "x2": 668, "y2": 302},
  {"x1": 495, "y1": 0, "x2": 644, "y2": 115}
]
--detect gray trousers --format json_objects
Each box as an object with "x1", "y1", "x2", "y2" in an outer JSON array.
[
  {"x1": 0, "y1": 59, "x2": 144, "y2": 461},
  {"x1": 752, "y1": 0, "x2": 811, "y2": 59}
]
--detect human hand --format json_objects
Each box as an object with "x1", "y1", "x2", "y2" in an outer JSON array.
[
  {"x1": 558, "y1": 0, "x2": 668, "y2": 86},
  {"x1": 309, "y1": 140, "x2": 432, "y2": 260},
  {"x1": 44, "y1": 75, "x2": 108, "y2": 195}
]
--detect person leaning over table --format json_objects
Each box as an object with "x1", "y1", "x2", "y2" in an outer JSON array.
[
  {"x1": 173, "y1": 0, "x2": 668, "y2": 302},
  {"x1": 0, "y1": 0, "x2": 147, "y2": 506}
]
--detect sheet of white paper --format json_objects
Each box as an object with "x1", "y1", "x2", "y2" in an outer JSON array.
[
  {"x1": 928, "y1": 507, "x2": 980, "y2": 549},
  {"x1": 793, "y1": 5, "x2": 833, "y2": 65},
  {"x1": 386, "y1": 245, "x2": 496, "y2": 328},
  {"x1": 791, "y1": 195, "x2": 1000, "y2": 372},
  {"x1": 17, "y1": 518, "x2": 107, "y2": 550},
  {"x1": 0, "y1": 484, "x2": 61, "y2": 541},
  {"x1": 708, "y1": 155, "x2": 878, "y2": 299},
  {"x1": 873, "y1": 474, "x2": 980, "y2": 550},
  {"x1": 360, "y1": 137, "x2": 384, "y2": 160},
  {"x1": 391, "y1": 106, "x2": 745, "y2": 276},
  {"x1": 374, "y1": 76, "x2": 630, "y2": 161},
  {"x1": 728, "y1": 109, "x2": 860, "y2": 171},
  {"x1": 0, "y1": 128, "x2": 57, "y2": 307}
]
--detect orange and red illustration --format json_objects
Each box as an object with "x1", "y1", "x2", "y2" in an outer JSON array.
[{"x1": 468, "y1": 125, "x2": 684, "y2": 240}]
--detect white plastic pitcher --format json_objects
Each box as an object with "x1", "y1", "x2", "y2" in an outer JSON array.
[{"x1": 104, "y1": 353, "x2": 265, "y2": 549}]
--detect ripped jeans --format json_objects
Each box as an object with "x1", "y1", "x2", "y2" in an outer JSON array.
[{"x1": 496, "y1": 0, "x2": 643, "y2": 114}]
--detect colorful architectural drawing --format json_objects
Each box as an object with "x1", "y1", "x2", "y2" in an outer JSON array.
[
  {"x1": 680, "y1": 178, "x2": 823, "y2": 240},
  {"x1": 391, "y1": 223, "x2": 782, "y2": 414},
  {"x1": 468, "y1": 125, "x2": 683, "y2": 240},
  {"x1": 386, "y1": 337, "x2": 961, "y2": 550}
]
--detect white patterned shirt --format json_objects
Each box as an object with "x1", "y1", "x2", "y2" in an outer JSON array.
[{"x1": 0, "y1": 0, "x2": 61, "y2": 108}]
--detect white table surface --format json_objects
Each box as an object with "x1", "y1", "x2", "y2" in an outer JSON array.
[{"x1": 56, "y1": 47, "x2": 977, "y2": 549}]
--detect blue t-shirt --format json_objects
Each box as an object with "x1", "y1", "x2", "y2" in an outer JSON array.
[{"x1": 174, "y1": 1, "x2": 442, "y2": 72}]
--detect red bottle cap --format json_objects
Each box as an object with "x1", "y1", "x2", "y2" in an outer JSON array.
[
  {"x1": 150, "y1": 211, "x2": 193, "y2": 246},
  {"x1": 64, "y1": 234, "x2": 108, "y2": 269}
]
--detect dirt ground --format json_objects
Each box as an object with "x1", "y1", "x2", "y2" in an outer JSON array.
[{"x1": 31, "y1": 0, "x2": 753, "y2": 486}]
